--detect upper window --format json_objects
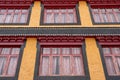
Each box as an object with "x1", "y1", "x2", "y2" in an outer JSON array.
[
  {"x1": 44, "y1": 8, "x2": 77, "y2": 24},
  {"x1": 102, "y1": 47, "x2": 120, "y2": 76},
  {"x1": 91, "y1": 8, "x2": 120, "y2": 24},
  {"x1": 0, "y1": 9, "x2": 29, "y2": 24},
  {"x1": 0, "y1": 48, "x2": 20, "y2": 77},
  {"x1": 39, "y1": 47, "x2": 85, "y2": 76}
]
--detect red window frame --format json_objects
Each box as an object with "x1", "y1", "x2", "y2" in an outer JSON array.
[
  {"x1": 91, "y1": 8, "x2": 120, "y2": 23},
  {"x1": 102, "y1": 47, "x2": 120, "y2": 76},
  {"x1": 39, "y1": 45, "x2": 85, "y2": 76},
  {"x1": 0, "y1": 9, "x2": 29, "y2": 23},
  {"x1": 43, "y1": 8, "x2": 77, "y2": 24},
  {"x1": 0, "y1": 47, "x2": 20, "y2": 77}
]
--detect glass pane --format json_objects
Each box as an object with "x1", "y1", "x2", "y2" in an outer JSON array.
[
  {"x1": 7, "y1": 57, "x2": 18, "y2": 75},
  {"x1": 111, "y1": 48, "x2": 120, "y2": 54},
  {"x1": 69, "y1": 13, "x2": 74, "y2": 23},
  {"x1": 5, "y1": 14, "x2": 11, "y2": 23},
  {"x1": 41, "y1": 56, "x2": 49, "y2": 75},
  {"x1": 8, "y1": 10, "x2": 13, "y2": 13},
  {"x1": 72, "y1": 48, "x2": 81, "y2": 54},
  {"x1": 94, "y1": 13, "x2": 100, "y2": 23},
  {"x1": 109, "y1": 13, "x2": 116, "y2": 22},
  {"x1": 105, "y1": 57, "x2": 116, "y2": 75},
  {"x1": 22, "y1": 10, "x2": 28, "y2": 13},
  {"x1": 103, "y1": 48, "x2": 111, "y2": 54},
  {"x1": 1, "y1": 48, "x2": 11, "y2": 54},
  {"x1": 102, "y1": 13, "x2": 108, "y2": 22},
  {"x1": 46, "y1": 9, "x2": 52, "y2": 13},
  {"x1": 15, "y1": 10, "x2": 21, "y2": 13},
  {"x1": 0, "y1": 57, "x2": 7, "y2": 75},
  {"x1": 62, "y1": 48, "x2": 70, "y2": 54},
  {"x1": 117, "y1": 13, "x2": 120, "y2": 22},
  {"x1": 54, "y1": 13, "x2": 59, "y2": 23},
  {"x1": 20, "y1": 14, "x2": 26, "y2": 23},
  {"x1": 74, "y1": 56, "x2": 84, "y2": 75},
  {"x1": 116, "y1": 57, "x2": 120, "y2": 72},
  {"x1": 13, "y1": 14, "x2": 18, "y2": 23},
  {"x1": 52, "y1": 48, "x2": 60, "y2": 54},
  {"x1": 0, "y1": 14, "x2": 4, "y2": 23},
  {"x1": 63, "y1": 56, "x2": 71, "y2": 74},
  {"x1": 46, "y1": 13, "x2": 53, "y2": 23},
  {"x1": 68, "y1": 9, "x2": 73, "y2": 12},
  {"x1": 52, "y1": 57, "x2": 60, "y2": 74},
  {"x1": 43, "y1": 48, "x2": 50, "y2": 54},
  {"x1": 11, "y1": 48, "x2": 20, "y2": 54}
]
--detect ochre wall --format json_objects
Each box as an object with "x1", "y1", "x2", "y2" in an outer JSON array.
[
  {"x1": 85, "y1": 38, "x2": 106, "y2": 80},
  {"x1": 18, "y1": 38, "x2": 37, "y2": 80}
]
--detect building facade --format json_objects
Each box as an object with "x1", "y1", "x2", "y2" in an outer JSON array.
[{"x1": 0, "y1": 0, "x2": 120, "y2": 80}]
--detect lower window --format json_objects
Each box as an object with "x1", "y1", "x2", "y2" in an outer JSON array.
[
  {"x1": 39, "y1": 47, "x2": 85, "y2": 76},
  {"x1": 102, "y1": 47, "x2": 120, "y2": 76},
  {"x1": 0, "y1": 48, "x2": 20, "y2": 77}
]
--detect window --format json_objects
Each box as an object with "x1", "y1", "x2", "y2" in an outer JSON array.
[
  {"x1": 44, "y1": 8, "x2": 77, "y2": 24},
  {"x1": 39, "y1": 47, "x2": 85, "y2": 76},
  {"x1": 91, "y1": 8, "x2": 120, "y2": 23},
  {"x1": 0, "y1": 48, "x2": 20, "y2": 77},
  {"x1": 102, "y1": 47, "x2": 120, "y2": 76},
  {"x1": 0, "y1": 9, "x2": 29, "y2": 24}
]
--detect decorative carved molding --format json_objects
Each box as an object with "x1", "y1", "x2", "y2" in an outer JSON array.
[
  {"x1": 96, "y1": 36, "x2": 120, "y2": 45},
  {"x1": 0, "y1": 36, "x2": 26, "y2": 45},
  {"x1": 0, "y1": 0, "x2": 33, "y2": 8},
  {"x1": 38, "y1": 36, "x2": 84, "y2": 43}
]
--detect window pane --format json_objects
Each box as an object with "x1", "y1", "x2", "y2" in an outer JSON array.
[
  {"x1": 62, "y1": 48, "x2": 70, "y2": 54},
  {"x1": 5, "y1": 14, "x2": 11, "y2": 23},
  {"x1": 20, "y1": 14, "x2": 26, "y2": 23},
  {"x1": 0, "y1": 57, "x2": 7, "y2": 75},
  {"x1": 72, "y1": 48, "x2": 81, "y2": 54},
  {"x1": 0, "y1": 14, "x2": 4, "y2": 23},
  {"x1": 94, "y1": 13, "x2": 100, "y2": 23},
  {"x1": 13, "y1": 14, "x2": 18, "y2": 23},
  {"x1": 52, "y1": 48, "x2": 60, "y2": 54},
  {"x1": 1, "y1": 48, "x2": 11, "y2": 54},
  {"x1": 105, "y1": 57, "x2": 116, "y2": 75},
  {"x1": 109, "y1": 13, "x2": 116, "y2": 22},
  {"x1": 116, "y1": 57, "x2": 120, "y2": 72},
  {"x1": 46, "y1": 13, "x2": 53, "y2": 23},
  {"x1": 52, "y1": 56, "x2": 60, "y2": 74},
  {"x1": 11, "y1": 48, "x2": 20, "y2": 54},
  {"x1": 41, "y1": 56, "x2": 49, "y2": 75},
  {"x1": 63, "y1": 56, "x2": 71, "y2": 74},
  {"x1": 102, "y1": 13, "x2": 108, "y2": 22},
  {"x1": 43, "y1": 48, "x2": 50, "y2": 54},
  {"x1": 74, "y1": 56, "x2": 84, "y2": 75},
  {"x1": 7, "y1": 57, "x2": 18, "y2": 75},
  {"x1": 111, "y1": 48, "x2": 120, "y2": 54},
  {"x1": 103, "y1": 48, "x2": 111, "y2": 54}
]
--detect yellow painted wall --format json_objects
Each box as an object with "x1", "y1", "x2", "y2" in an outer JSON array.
[
  {"x1": 85, "y1": 38, "x2": 106, "y2": 80},
  {"x1": 18, "y1": 38, "x2": 37, "y2": 80}
]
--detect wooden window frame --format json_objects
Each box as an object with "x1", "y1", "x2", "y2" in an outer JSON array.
[
  {"x1": 0, "y1": 8, "x2": 31, "y2": 25},
  {"x1": 0, "y1": 48, "x2": 20, "y2": 77},
  {"x1": 89, "y1": 4, "x2": 120, "y2": 25},
  {"x1": 97, "y1": 40, "x2": 120, "y2": 80},
  {"x1": 102, "y1": 47, "x2": 120, "y2": 76},
  {"x1": 40, "y1": 4, "x2": 80, "y2": 25},
  {"x1": 34, "y1": 41, "x2": 90, "y2": 80},
  {"x1": 39, "y1": 46, "x2": 85, "y2": 76},
  {"x1": 0, "y1": 42, "x2": 25, "y2": 80}
]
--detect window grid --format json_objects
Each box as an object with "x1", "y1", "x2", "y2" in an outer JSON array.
[
  {"x1": 92, "y1": 8, "x2": 120, "y2": 23},
  {"x1": 39, "y1": 47, "x2": 85, "y2": 76},
  {"x1": 0, "y1": 48, "x2": 20, "y2": 77},
  {"x1": 0, "y1": 9, "x2": 29, "y2": 23},
  {"x1": 102, "y1": 47, "x2": 120, "y2": 76},
  {"x1": 44, "y1": 8, "x2": 77, "y2": 23}
]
